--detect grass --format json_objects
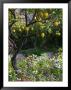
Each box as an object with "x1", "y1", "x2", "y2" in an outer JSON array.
[{"x1": 8, "y1": 47, "x2": 62, "y2": 81}]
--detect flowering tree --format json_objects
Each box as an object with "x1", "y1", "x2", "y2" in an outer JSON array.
[{"x1": 8, "y1": 9, "x2": 62, "y2": 74}]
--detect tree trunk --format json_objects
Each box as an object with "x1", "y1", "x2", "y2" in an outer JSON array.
[{"x1": 11, "y1": 50, "x2": 21, "y2": 74}]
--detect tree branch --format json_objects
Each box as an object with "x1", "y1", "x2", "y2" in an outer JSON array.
[
  {"x1": 29, "y1": 10, "x2": 37, "y2": 24},
  {"x1": 24, "y1": 9, "x2": 28, "y2": 26}
]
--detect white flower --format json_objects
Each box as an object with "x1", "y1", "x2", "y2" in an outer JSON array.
[{"x1": 33, "y1": 70, "x2": 38, "y2": 74}]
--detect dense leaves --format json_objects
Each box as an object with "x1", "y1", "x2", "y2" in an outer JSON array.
[
  {"x1": 8, "y1": 8, "x2": 63, "y2": 81},
  {"x1": 9, "y1": 9, "x2": 62, "y2": 50}
]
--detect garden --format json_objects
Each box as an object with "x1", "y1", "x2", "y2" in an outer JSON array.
[{"x1": 8, "y1": 8, "x2": 63, "y2": 81}]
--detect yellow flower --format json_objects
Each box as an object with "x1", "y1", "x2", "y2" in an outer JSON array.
[
  {"x1": 54, "y1": 21, "x2": 59, "y2": 26},
  {"x1": 13, "y1": 29, "x2": 15, "y2": 32},
  {"x1": 43, "y1": 12, "x2": 49, "y2": 18},
  {"x1": 19, "y1": 29, "x2": 21, "y2": 32},
  {"x1": 26, "y1": 27, "x2": 29, "y2": 32},
  {"x1": 41, "y1": 33, "x2": 45, "y2": 38}
]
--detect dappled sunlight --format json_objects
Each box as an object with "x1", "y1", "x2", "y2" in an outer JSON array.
[{"x1": 8, "y1": 8, "x2": 62, "y2": 81}]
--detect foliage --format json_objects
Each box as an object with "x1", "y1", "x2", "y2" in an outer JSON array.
[
  {"x1": 8, "y1": 9, "x2": 63, "y2": 81},
  {"x1": 8, "y1": 61, "x2": 17, "y2": 81},
  {"x1": 8, "y1": 48, "x2": 62, "y2": 81},
  {"x1": 8, "y1": 9, "x2": 62, "y2": 50}
]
